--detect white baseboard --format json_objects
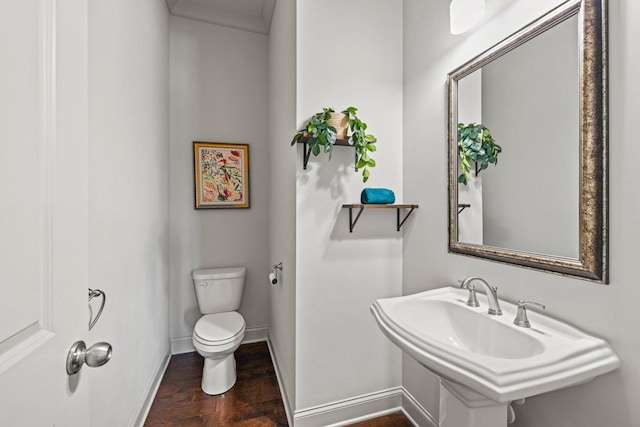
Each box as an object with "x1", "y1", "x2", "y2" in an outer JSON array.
[
  {"x1": 289, "y1": 386, "x2": 436, "y2": 427},
  {"x1": 401, "y1": 388, "x2": 438, "y2": 427},
  {"x1": 264, "y1": 327, "x2": 437, "y2": 427},
  {"x1": 170, "y1": 336, "x2": 194, "y2": 354},
  {"x1": 170, "y1": 326, "x2": 269, "y2": 355},
  {"x1": 294, "y1": 387, "x2": 406, "y2": 427},
  {"x1": 130, "y1": 342, "x2": 171, "y2": 427},
  {"x1": 243, "y1": 326, "x2": 269, "y2": 343},
  {"x1": 266, "y1": 337, "x2": 294, "y2": 426}
]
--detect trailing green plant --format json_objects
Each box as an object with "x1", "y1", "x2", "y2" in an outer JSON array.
[
  {"x1": 291, "y1": 106, "x2": 376, "y2": 183},
  {"x1": 343, "y1": 106, "x2": 376, "y2": 183},
  {"x1": 457, "y1": 123, "x2": 502, "y2": 185}
]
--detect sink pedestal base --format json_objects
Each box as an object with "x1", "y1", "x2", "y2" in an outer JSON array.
[{"x1": 439, "y1": 380, "x2": 508, "y2": 427}]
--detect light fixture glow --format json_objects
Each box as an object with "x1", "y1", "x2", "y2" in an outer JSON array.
[{"x1": 450, "y1": 0, "x2": 486, "y2": 35}]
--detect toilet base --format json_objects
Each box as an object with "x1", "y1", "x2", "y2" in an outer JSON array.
[{"x1": 201, "y1": 353, "x2": 237, "y2": 395}]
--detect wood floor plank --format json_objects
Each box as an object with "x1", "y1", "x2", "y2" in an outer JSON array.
[
  {"x1": 145, "y1": 343, "x2": 288, "y2": 427},
  {"x1": 144, "y1": 342, "x2": 412, "y2": 427},
  {"x1": 348, "y1": 412, "x2": 414, "y2": 427}
]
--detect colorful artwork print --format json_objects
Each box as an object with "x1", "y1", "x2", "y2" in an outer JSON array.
[
  {"x1": 200, "y1": 149, "x2": 244, "y2": 202},
  {"x1": 194, "y1": 142, "x2": 250, "y2": 209}
]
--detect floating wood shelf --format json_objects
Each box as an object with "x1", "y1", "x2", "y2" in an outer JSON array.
[
  {"x1": 342, "y1": 204, "x2": 419, "y2": 232},
  {"x1": 297, "y1": 136, "x2": 377, "y2": 170}
]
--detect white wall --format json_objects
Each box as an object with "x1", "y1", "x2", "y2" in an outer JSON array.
[
  {"x1": 268, "y1": 0, "x2": 297, "y2": 418},
  {"x1": 88, "y1": 1, "x2": 170, "y2": 425},
  {"x1": 169, "y1": 17, "x2": 271, "y2": 350},
  {"x1": 457, "y1": 70, "x2": 484, "y2": 245},
  {"x1": 295, "y1": 0, "x2": 404, "y2": 413},
  {"x1": 403, "y1": 0, "x2": 640, "y2": 426}
]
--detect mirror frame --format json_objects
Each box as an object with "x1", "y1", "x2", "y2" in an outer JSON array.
[{"x1": 447, "y1": 0, "x2": 608, "y2": 283}]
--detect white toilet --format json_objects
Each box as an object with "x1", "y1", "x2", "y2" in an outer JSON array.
[{"x1": 192, "y1": 267, "x2": 246, "y2": 395}]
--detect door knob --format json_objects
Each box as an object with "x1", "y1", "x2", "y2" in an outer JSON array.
[{"x1": 66, "y1": 340, "x2": 113, "y2": 375}]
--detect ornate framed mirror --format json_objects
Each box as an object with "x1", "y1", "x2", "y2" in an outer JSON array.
[{"x1": 447, "y1": 0, "x2": 608, "y2": 282}]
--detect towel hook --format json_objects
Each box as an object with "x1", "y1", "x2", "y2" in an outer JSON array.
[{"x1": 88, "y1": 288, "x2": 106, "y2": 330}]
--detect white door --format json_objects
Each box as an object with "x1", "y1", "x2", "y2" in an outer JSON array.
[{"x1": 0, "y1": 0, "x2": 92, "y2": 425}]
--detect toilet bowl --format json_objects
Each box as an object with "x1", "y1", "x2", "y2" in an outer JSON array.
[
  {"x1": 192, "y1": 267, "x2": 246, "y2": 395},
  {"x1": 192, "y1": 312, "x2": 245, "y2": 395}
]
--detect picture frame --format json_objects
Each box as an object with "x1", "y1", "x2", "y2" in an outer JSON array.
[{"x1": 193, "y1": 141, "x2": 250, "y2": 209}]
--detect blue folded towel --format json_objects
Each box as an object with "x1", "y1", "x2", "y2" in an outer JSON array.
[{"x1": 361, "y1": 188, "x2": 395, "y2": 204}]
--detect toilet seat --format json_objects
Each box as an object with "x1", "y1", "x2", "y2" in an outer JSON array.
[{"x1": 193, "y1": 312, "x2": 245, "y2": 346}]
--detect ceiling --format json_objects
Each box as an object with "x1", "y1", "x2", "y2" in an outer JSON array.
[{"x1": 166, "y1": 0, "x2": 276, "y2": 35}]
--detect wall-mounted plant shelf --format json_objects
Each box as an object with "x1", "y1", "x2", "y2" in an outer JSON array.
[
  {"x1": 458, "y1": 203, "x2": 471, "y2": 214},
  {"x1": 298, "y1": 136, "x2": 377, "y2": 171},
  {"x1": 342, "y1": 204, "x2": 419, "y2": 232}
]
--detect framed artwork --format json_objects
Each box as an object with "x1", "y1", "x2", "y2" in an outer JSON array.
[{"x1": 193, "y1": 141, "x2": 250, "y2": 209}]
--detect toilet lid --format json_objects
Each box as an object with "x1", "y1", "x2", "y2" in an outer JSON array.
[{"x1": 194, "y1": 312, "x2": 245, "y2": 344}]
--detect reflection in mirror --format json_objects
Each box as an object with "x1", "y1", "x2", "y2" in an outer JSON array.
[
  {"x1": 448, "y1": 0, "x2": 608, "y2": 282},
  {"x1": 457, "y1": 14, "x2": 580, "y2": 259}
]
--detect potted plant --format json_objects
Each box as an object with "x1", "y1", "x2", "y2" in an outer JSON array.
[
  {"x1": 291, "y1": 106, "x2": 377, "y2": 182},
  {"x1": 457, "y1": 123, "x2": 502, "y2": 185}
]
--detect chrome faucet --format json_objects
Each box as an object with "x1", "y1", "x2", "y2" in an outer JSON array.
[{"x1": 460, "y1": 277, "x2": 503, "y2": 315}]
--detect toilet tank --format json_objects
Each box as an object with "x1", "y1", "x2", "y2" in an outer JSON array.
[{"x1": 192, "y1": 267, "x2": 246, "y2": 314}]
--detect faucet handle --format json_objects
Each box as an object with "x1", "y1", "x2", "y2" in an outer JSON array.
[
  {"x1": 513, "y1": 300, "x2": 546, "y2": 328},
  {"x1": 459, "y1": 280, "x2": 480, "y2": 307},
  {"x1": 463, "y1": 284, "x2": 480, "y2": 307}
]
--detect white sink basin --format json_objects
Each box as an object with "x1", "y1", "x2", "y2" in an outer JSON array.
[{"x1": 371, "y1": 287, "x2": 620, "y2": 403}]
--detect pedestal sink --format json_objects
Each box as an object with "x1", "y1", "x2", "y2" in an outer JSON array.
[{"x1": 370, "y1": 287, "x2": 620, "y2": 427}]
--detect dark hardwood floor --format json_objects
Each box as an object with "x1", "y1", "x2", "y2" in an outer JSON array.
[
  {"x1": 144, "y1": 342, "x2": 413, "y2": 426},
  {"x1": 348, "y1": 412, "x2": 414, "y2": 427}
]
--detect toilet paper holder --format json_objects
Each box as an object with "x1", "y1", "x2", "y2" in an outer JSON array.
[{"x1": 270, "y1": 263, "x2": 283, "y2": 285}]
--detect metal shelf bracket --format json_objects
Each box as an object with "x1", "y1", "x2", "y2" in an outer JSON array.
[
  {"x1": 343, "y1": 204, "x2": 419, "y2": 233},
  {"x1": 457, "y1": 203, "x2": 471, "y2": 214},
  {"x1": 348, "y1": 205, "x2": 365, "y2": 232},
  {"x1": 397, "y1": 206, "x2": 417, "y2": 232}
]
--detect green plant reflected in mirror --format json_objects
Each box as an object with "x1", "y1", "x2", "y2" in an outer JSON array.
[{"x1": 457, "y1": 123, "x2": 502, "y2": 186}]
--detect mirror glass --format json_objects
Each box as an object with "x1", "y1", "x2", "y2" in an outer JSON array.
[
  {"x1": 457, "y1": 14, "x2": 580, "y2": 259},
  {"x1": 448, "y1": 0, "x2": 608, "y2": 282}
]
